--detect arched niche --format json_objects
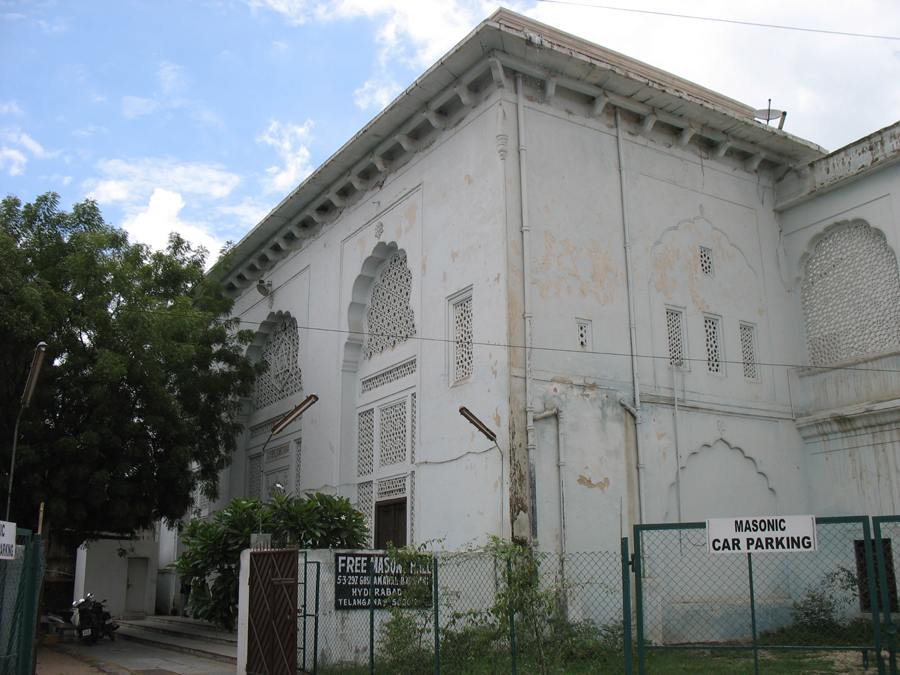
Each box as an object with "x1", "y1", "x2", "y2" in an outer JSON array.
[
  {"x1": 664, "y1": 438, "x2": 777, "y2": 522},
  {"x1": 796, "y1": 219, "x2": 900, "y2": 367}
]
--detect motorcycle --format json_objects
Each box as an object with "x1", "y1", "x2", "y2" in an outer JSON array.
[{"x1": 71, "y1": 593, "x2": 118, "y2": 644}]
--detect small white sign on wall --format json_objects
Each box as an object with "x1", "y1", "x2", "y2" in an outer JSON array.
[
  {"x1": 0, "y1": 521, "x2": 16, "y2": 560},
  {"x1": 707, "y1": 516, "x2": 817, "y2": 554}
]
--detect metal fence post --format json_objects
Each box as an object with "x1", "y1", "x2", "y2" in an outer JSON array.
[
  {"x1": 433, "y1": 557, "x2": 440, "y2": 675},
  {"x1": 507, "y1": 558, "x2": 517, "y2": 675},
  {"x1": 313, "y1": 561, "x2": 320, "y2": 675},
  {"x1": 621, "y1": 537, "x2": 633, "y2": 675},
  {"x1": 633, "y1": 526, "x2": 645, "y2": 675},
  {"x1": 747, "y1": 552, "x2": 759, "y2": 675},
  {"x1": 873, "y1": 517, "x2": 893, "y2": 675},
  {"x1": 369, "y1": 560, "x2": 375, "y2": 675}
]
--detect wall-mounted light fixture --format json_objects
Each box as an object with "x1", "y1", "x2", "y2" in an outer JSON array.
[
  {"x1": 459, "y1": 406, "x2": 497, "y2": 442},
  {"x1": 459, "y1": 405, "x2": 505, "y2": 539},
  {"x1": 256, "y1": 279, "x2": 273, "y2": 296}
]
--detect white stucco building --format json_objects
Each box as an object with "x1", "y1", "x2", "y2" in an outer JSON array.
[{"x1": 191, "y1": 9, "x2": 900, "y2": 567}]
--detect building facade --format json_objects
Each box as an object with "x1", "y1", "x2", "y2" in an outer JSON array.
[{"x1": 201, "y1": 10, "x2": 900, "y2": 565}]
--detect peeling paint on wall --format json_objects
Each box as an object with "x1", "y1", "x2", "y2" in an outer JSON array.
[{"x1": 577, "y1": 475, "x2": 611, "y2": 492}]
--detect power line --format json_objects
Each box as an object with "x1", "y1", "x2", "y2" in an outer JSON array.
[{"x1": 532, "y1": 0, "x2": 900, "y2": 41}]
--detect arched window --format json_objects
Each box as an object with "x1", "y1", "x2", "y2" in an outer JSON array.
[
  {"x1": 254, "y1": 317, "x2": 304, "y2": 409},
  {"x1": 802, "y1": 222, "x2": 900, "y2": 366}
]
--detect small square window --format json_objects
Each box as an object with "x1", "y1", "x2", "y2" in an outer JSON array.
[{"x1": 700, "y1": 247, "x2": 714, "y2": 276}]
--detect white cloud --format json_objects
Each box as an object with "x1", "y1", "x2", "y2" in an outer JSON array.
[
  {"x1": 0, "y1": 128, "x2": 57, "y2": 173},
  {"x1": 38, "y1": 16, "x2": 68, "y2": 34},
  {"x1": 217, "y1": 199, "x2": 276, "y2": 228},
  {"x1": 122, "y1": 96, "x2": 159, "y2": 118},
  {"x1": 156, "y1": 62, "x2": 188, "y2": 96},
  {"x1": 258, "y1": 120, "x2": 314, "y2": 193},
  {"x1": 84, "y1": 157, "x2": 241, "y2": 206},
  {"x1": 354, "y1": 78, "x2": 400, "y2": 110},
  {"x1": 0, "y1": 101, "x2": 23, "y2": 115},
  {"x1": 0, "y1": 147, "x2": 27, "y2": 176},
  {"x1": 74, "y1": 125, "x2": 106, "y2": 137},
  {"x1": 124, "y1": 188, "x2": 224, "y2": 262}
]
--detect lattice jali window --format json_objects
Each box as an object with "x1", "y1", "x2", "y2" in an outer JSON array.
[
  {"x1": 666, "y1": 309, "x2": 685, "y2": 367},
  {"x1": 364, "y1": 251, "x2": 417, "y2": 359},
  {"x1": 357, "y1": 409, "x2": 374, "y2": 476},
  {"x1": 248, "y1": 455, "x2": 261, "y2": 499},
  {"x1": 410, "y1": 393, "x2": 417, "y2": 464},
  {"x1": 802, "y1": 222, "x2": 900, "y2": 366},
  {"x1": 361, "y1": 359, "x2": 417, "y2": 394},
  {"x1": 454, "y1": 295, "x2": 474, "y2": 381},
  {"x1": 357, "y1": 481, "x2": 373, "y2": 547},
  {"x1": 740, "y1": 324, "x2": 758, "y2": 379},
  {"x1": 254, "y1": 318, "x2": 303, "y2": 410},
  {"x1": 700, "y1": 246, "x2": 714, "y2": 276},
  {"x1": 377, "y1": 475, "x2": 407, "y2": 500},
  {"x1": 704, "y1": 316, "x2": 723, "y2": 373},
  {"x1": 409, "y1": 471, "x2": 416, "y2": 544},
  {"x1": 293, "y1": 438, "x2": 302, "y2": 492},
  {"x1": 577, "y1": 322, "x2": 590, "y2": 349},
  {"x1": 379, "y1": 400, "x2": 408, "y2": 467}
]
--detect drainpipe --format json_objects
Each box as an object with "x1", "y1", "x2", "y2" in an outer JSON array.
[
  {"x1": 615, "y1": 108, "x2": 647, "y2": 525},
  {"x1": 534, "y1": 407, "x2": 566, "y2": 575},
  {"x1": 516, "y1": 73, "x2": 537, "y2": 538}
]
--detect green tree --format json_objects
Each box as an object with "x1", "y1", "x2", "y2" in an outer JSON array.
[
  {"x1": 0, "y1": 192, "x2": 259, "y2": 545},
  {"x1": 172, "y1": 494, "x2": 368, "y2": 629}
]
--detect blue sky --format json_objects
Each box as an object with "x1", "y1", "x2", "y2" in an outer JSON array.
[{"x1": 2, "y1": 0, "x2": 899, "y2": 263}]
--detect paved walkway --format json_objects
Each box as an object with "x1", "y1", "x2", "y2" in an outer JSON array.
[{"x1": 37, "y1": 640, "x2": 236, "y2": 675}]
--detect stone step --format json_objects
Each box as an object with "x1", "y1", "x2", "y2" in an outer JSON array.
[
  {"x1": 116, "y1": 620, "x2": 237, "y2": 665},
  {"x1": 117, "y1": 617, "x2": 237, "y2": 646}
]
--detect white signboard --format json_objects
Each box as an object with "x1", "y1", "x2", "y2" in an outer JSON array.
[
  {"x1": 0, "y1": 521, "x2": 16, "y2": 560},
  {"x1": 707, "y1": 515, "x2": 817, "y2": 554}
]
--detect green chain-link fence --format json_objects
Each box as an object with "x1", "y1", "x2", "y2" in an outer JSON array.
[
  {"x1": 873, "y1": 516, "x2": 900, "y2": 675},
  {"x1": 309, "y1": 541, "x2": 631, "y2": 675},
  {"x1": 0, "y1": 529, "x2": 45, "y2": 675},
  {"x1": 634, "y1": 517, "x2": 884, "y2": 675}
]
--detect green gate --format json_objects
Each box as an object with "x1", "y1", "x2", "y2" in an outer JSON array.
[
  {"x1": 0, "y1": 528, "x2": 45, "y2": 675},
  {"x1": 633, "y1": 517, "x2": 884, "y2": 674},
  {"x1": 873, "y1": 516, "x2": 900, "y2": 675}
]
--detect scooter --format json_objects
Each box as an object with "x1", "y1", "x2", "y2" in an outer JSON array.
[{"x1": 71, "y1": 593, "x2": 118, "y2": 644}]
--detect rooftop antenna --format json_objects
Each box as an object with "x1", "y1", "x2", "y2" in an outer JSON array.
[{"x1": 754, "y1": 98, "x2": 787, "y2": 130}]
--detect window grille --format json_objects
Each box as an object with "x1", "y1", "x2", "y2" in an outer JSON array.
[
  {"x1": 666, "y1": 309, "x2": 685, "y2": 367},
  {"x1": 357, "y1": 409, "x2": 374, "y2": 476},
  {"x1": 254, "y1": 318, "x2": 303, "y2": 410},
  {"x1": 248, "y1": 455, "x2": 261, "y2": 499},
  {"x1": 357, "y1": 481, "x2": 373, "y2": 547},
  {"x1": 293, "y1": 438, "x2": 302, "y2": 492},
  {"x1": 364, "y1": 251, "x2": 417, "y2": 359},
  {"x1": 378, "y1": 475, "x2": 407, "y2": 499},
  {"x1": 704, "y1": 316, "x2": 723, "y2": 373},
  {"x1": 266, "y1": 443, "x2": 289, "y2": 463},
  {"x1": 802, "y1": 223, "x2": 900, "y2": 366},
  {"x1": 454, "y1": 295, "x2": 474, "y2": 380},
  {"x1": 740, "y1": 324, "x2": 758, "y2": 379},
  {"x1": 409, "y1": 470, "x2": 416, "y2": 544},
  {"x1": 410, "y1": 393, "x2": 417, "y2": 463},
  {"x1": 361, "y1": 359, "x2": 417, "y2": 394},
  {"x1": 379, "y1": 400, "x2": 407, "y2": 467},
  {"x1": 700, "y1": 247, "x2": 714, "y2": 276}
]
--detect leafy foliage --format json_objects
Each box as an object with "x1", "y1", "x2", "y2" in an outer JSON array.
[
  {"x1": 0, "y1": 192, "x2": 259, "y2": 545},
  {"x1": 172, "y1": 494, "x2": 368, "y2": 629}
]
